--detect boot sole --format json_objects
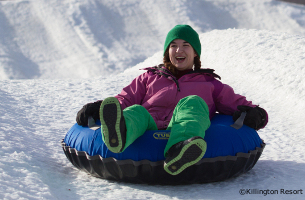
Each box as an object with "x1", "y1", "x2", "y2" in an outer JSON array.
[
  {"x1": 164, "y1": 138, "x2": 207, "y2": 175},
  {"x1": 99, "y1": 97, "x2": 124, "y2": 153}
]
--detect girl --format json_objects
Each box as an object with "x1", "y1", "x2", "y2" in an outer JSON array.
[{"x1": 76, "y1": 25, "x2": 268, "y2": 175}]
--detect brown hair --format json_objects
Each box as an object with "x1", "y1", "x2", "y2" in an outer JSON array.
[{"x1": 163, "y1": 48, "x2": 201, "y2": 75}]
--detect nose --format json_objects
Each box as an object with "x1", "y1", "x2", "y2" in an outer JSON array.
[{"x1": 176, "y1": 46, "x2": 183, "y2": 53}]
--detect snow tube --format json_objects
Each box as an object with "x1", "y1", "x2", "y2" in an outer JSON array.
[{"x1": 61, "y1": 114, "x2": 265, "y2": 184}]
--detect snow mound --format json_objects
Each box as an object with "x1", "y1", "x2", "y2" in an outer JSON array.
[{"x1": 1, "y1": 0, "x2": 305, "y2": 80}]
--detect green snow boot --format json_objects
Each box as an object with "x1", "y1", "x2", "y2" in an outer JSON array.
[
  {"x1": 164, "y1": 136, "x2": 207, "y2": 175},
  {"x1": 99, "y1": 97, "x2": 126, "y2": 153}
]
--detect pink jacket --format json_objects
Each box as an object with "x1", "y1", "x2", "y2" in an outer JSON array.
[{"x1": 115, "y1": 65, "x2": 256, "y2": 130}]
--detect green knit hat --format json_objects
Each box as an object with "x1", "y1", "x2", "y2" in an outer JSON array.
[{"x1": 164, "y1": 25, "x2": 201, "y2": 57}]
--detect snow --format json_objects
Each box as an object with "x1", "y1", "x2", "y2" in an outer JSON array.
[{"x1": 0, "y1": 0, "x2": 305, "y2": 199}]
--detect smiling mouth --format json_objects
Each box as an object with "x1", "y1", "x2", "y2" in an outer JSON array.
[{"x1": 176, "y1": 57, "x2": 186, "y2": 62}]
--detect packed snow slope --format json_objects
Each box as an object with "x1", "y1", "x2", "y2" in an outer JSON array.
[
  {"x1": 1, "y1": 0, "x2": 305, "y2": 79},
  {"x1": 1, "y1": 28, "x2": 305, "y2": 200},
  {"x1": 1, "y1": 0, "x2": 305, "y2": 200}
]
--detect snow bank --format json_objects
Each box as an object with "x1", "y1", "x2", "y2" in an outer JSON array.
[{"x1": 1, "y1": 0, "x2": 305, "y2": 80}]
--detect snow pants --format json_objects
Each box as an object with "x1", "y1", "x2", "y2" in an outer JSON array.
[{"x1": 107, "y1": 95, "x2": 211, "y2": 156}]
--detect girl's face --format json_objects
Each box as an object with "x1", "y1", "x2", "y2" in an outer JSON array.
[{"x1": 169, "y1": 39, "x2": 197, "y2": 71}]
